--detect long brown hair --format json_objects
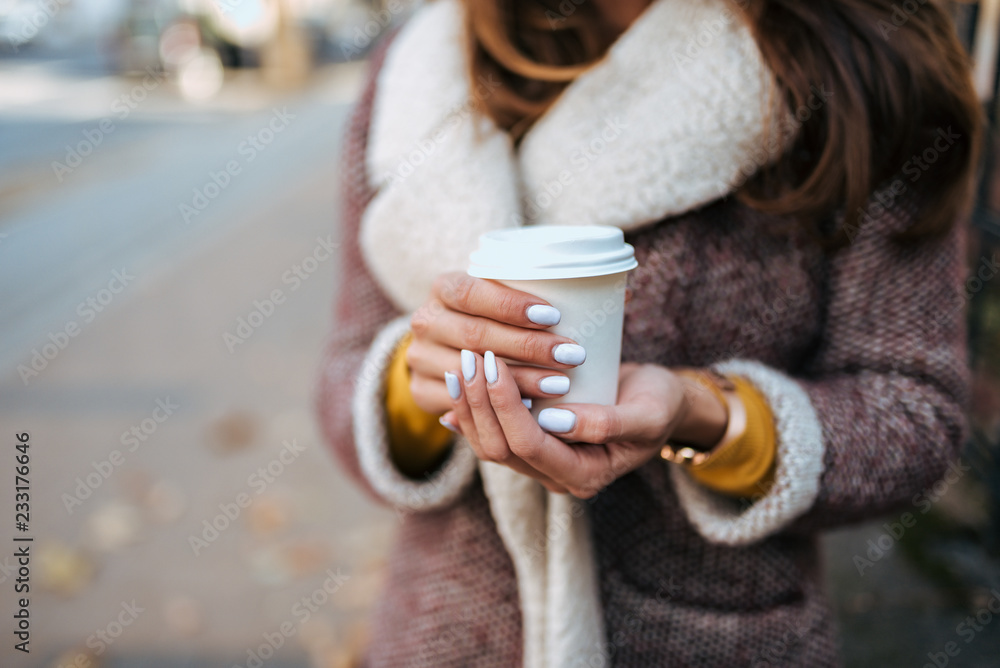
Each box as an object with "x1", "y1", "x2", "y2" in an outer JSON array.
[{"x1": 462, "y1": 0, "x2": 982, "y2": 244}]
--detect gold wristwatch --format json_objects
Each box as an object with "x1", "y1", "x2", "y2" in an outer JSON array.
[{"x1": 659, "y1": 369, "x2": 748, "y2": 467}]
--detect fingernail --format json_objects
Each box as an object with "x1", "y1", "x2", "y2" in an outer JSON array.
[
  {"x1": 444, "y1": 372, "x2": 461, "y2": 399},
  {"x1": 539, "y1": 376, "x2": 570, "y2": 395},
  {"x1": 439, "y1": 417, "x2": 459, "y2": 434},
  {"x1": 538, "y1": 408, "x2": 576, "y2": 433},
  {"x1": 461, "y1": 349, "x2": 476, "y2": 382},
  {"x1": 522, "y1": 398, "x2": 533, "y2": 409},
  {"x1": 484, "y1": 350, "x2": 498, "y2": 384},
  {"x1": 527, "y1": 304, "x2": 561, "y2": 326},
  {"x1": 553, "y1": 343, "x2": 586, "y2": 366}
]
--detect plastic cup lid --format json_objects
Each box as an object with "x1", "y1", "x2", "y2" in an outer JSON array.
[{"x1": 467, "y1": 226, "x2": 638, "y2": 281}]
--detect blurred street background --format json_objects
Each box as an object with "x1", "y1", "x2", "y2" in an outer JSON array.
[{"x1": 0, "y1": 0, "x2": 999, "y2": 667}]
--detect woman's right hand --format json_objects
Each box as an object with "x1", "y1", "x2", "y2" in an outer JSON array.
[{"x1": 407, "y1": 272, "x2": 587, "y2": 415}]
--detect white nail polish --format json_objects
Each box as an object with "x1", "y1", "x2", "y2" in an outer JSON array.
[
  {"x1": 444, "y1": 372, "x2": 461, "y2": 399},
  {"x1": 461, "y1": 349, "x2": 476, "y2": 382},
  {"x1": 538, "y1": 408, "x2": 576, "y2": 433},
  {"x1": 484, "y1": 351, "x2": 498, "y2": 384},
  {"x1": 539, "y1": 376, "x2": 570, "y2": 395},
  {"x1": 439, "y1": 417, "x2": 459, "y2": 434},
  {"x1": 553, "y1": 343, "x2": 586, "y2": 366},
  {"x1": 526, "y1": 304, "x2": 561, "y2": 326},
  {"x1": 522, "y1": 398, "x2": 533, "y2": 409}
]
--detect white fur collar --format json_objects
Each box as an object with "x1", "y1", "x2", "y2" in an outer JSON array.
[
  {"x1": 361, "y1": 0, "x2": 779, "y2": 313},
  {"x1": 358, "y1": 2, "x2": 780, "y2": 665}
]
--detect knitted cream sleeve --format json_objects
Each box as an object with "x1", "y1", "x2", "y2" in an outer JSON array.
[{"x1": 671, "y1": 359, "x2": 825, "y2": 545}]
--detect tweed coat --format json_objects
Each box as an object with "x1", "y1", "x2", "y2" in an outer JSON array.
[{"x1": 315, "y1": 7, "x2": 970, "y2": 666}]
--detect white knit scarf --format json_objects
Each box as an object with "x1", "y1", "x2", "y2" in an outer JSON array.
[{"x1": 360, "y1": 0, "x2": 779, "y2": 665}]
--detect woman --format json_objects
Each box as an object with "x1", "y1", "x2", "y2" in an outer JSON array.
[{"x1": 317, "y1": 0, "x2": 981, "y2": 664}]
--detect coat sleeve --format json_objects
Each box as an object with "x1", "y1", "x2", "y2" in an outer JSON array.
[
  {"x1": 672, "y1": 180, "x2": 971, "y2": 544},
  {"x1": 314, "y1": 37, "x2": 478, "y2": 512}
]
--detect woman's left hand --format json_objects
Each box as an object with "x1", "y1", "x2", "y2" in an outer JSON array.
[{"x1": 442, "y1": 353, "x2": 692, "y2": 498}]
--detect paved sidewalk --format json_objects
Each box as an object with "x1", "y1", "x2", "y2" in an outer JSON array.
[{"x1": 0, "y1": 63, "x2": 394, "y2": 668}]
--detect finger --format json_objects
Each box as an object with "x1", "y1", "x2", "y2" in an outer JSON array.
[
  {"x1": 540, "y1": 401, "x2": 663, "y2": 445},
  {"x1": 406, "y1": 339, "x2": 460, "y2": 377},
  {"x1": 483, "y1": 354, "x2": 601, "y2": 495},
  {"x1": 422, "y1": 310, "x2": 586, "y2": 370},
  {"x1": 433, "y1": 272, "x2": 562, "y2": 329},
  {"x1": 533, "y1": 402, "x2": 666, "y2": 497},
  {"x1": 536, "y1": 478, "x2": 570, "y2": 494},
  {"x1": 409, "y1": 340, "x2": 572, "y2": 399},
  {"x1": 409, "y1": 373, "x2": 454, "y2": 415},
  {"x1": 461, "y1": 351, "x2": 516, "y2": 464},
  {"x1": 439, "y1": 410, "x2": 463, "y2": 436},
  {"x1": 447, "y1": 372, "x2": 479, "y2": 450},
  {"x1": 454, "y1": 353, "x2": 569, "y2": 488}
]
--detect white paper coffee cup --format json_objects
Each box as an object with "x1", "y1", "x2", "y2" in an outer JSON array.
[{"x1": 468, "y1": 226, "x2": 637, "y2": 416}]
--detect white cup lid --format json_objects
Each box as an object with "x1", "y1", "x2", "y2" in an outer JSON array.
[{"x1": 467, "y1": 226, "x2": 638, "y2": 281}]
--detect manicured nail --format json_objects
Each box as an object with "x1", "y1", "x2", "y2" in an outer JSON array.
[
  {"x1": 527, "y1": 304, "x2": 561, "y2": 326},
  {"x1": 444, "y1": 372, "x2": 461, "y2": 399},
  {"x1": 484, "y1": 351, "x2": 498, "y2": 384},
  {"x1": 553, "y1": 343, "x2": 586, "y2": 366},
  {"x1": 439, "y1": 417, "x2": 459, "y2": 434},
  {"x1": 539, "y1": 376, "x2": 570, "y2": 395},
  {"x1": 538, "y1": 408, "x2": 576, "y2": 433},
  {"x1": 522, "y1": 398, "x2": 533, "y2": 409},
  {"x1": 461, "y1": 349, "x2": 476, "y2": 382}
]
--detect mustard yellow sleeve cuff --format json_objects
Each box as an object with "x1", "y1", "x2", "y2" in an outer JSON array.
[
  {"x1": 385, "y1": 334, "x2": 454, "y2": 478},
  {"x1": 687, "y1": 376, "x2": 777, "y2": 498}
]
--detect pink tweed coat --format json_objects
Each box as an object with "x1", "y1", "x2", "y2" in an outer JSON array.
[{"x1": 315, "y1": 35, "x2": 970, "y2": 668}]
